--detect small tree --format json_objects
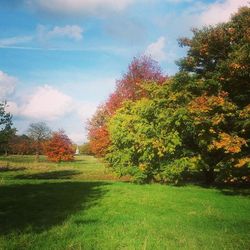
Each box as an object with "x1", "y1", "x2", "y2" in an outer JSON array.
[
  {"x1": 45, "y1": 130, "x2": 74, "y2": 162},
  {"x1": 27, "y1": 122, "x2": 51, "y2": 161},
  {"x1": 0, "y1": 101, "x2": 16, "y2": 155}
]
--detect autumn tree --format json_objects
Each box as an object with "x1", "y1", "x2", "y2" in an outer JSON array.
[
  {"x1": 0, "y1": 101, "x2": 16, "y2": 155},
  {"x1": 45, "y1": 130, "x2": 74, "y2": 162},
  {"x1": 8, "y1": 134, "x2": 35, "y2": 155},
  {"x1": 176, "y1": 7, "x2": 250, "y2": 183},
  {"x1": 27, "y1": 122, "x2": 51, "y2": 161},
  {"x1": 106, "y1": 7, "x2": 250, "y2": 184},
  {"x1": 88, "y1": 56, "x2": 167, "y2": 157}
]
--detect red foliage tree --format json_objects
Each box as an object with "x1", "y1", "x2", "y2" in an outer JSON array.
[
  {"x1": 45, "y1": 130, "x2": 74, "y2": 162},
  {"x1": 87, "y1": 55, "x2": 167, "y2": 157}
]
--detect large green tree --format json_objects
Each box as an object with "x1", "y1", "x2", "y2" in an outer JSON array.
[
  {"x1": 176, "y1": 7, "x2": 250, "y2": 183},
  {"x1": 106, "y1": 7, "x2": 250, "y2": 184}
]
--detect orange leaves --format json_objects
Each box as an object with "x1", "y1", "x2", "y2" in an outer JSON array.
[
  {"x1": 89, "y1": 126, "x2": 110, "y2": 157},
  {"x1": 239, "y1": 104, "x2": 250, "y2": 119},
  {"x1": 211, "y1": 114, "x2": 225, "y2": 125},
  {"x1": 87, "y1": 56, "x2": 167, "y2": 157},
  {"x1": 229, "y1": 63, "x2": 246, "y2": 70},
  {"x1": 235, "y1": 157, "x2": 250, "y2": 168},
  {"x1": 45, "y1": 130, "x2": 74, "y2": 162},
  {"x1": 188, "y1": 92, "x2": 228, "y2": 114},
  {"x1": 209, "y1": 132, "x2": 247, "y2": 154},
  {"x1": 199, "y1": 44, "x2": 209, "y2": 56}
]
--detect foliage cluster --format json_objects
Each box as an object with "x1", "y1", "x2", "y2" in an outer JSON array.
[
  {"x1": 0, "y1": 116, "x2": 75, "y2": 163},
  {"x1": 0, "y1": 101, "x2": 16, "y2": 154},
  {"x1": 44, "y1": 130, "x2": 75, "y2": 162},
  {"x1": 87, "y1": 56, "x2": 167, "y2": 157},
  {"x1": 88, "y1": 7, "x2": 250, "y2": 184}
]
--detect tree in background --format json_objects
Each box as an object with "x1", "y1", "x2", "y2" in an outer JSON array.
[
  {"x1": 79, "y1": 142, "x2": 91, "y2": 155},
  {"x1": 0, "y1": 101, "x2": 16, "y2": 155},
  {"x1": 87, "y1": 56, "x2": 167, "y2": 157},
  {"x1": 27, "y1": 122, "x2": 51, "y2": 161},
  {"x1": 8, "y1": 134, "x2": 35, "y2": 155},
  {"x1": 45, "y1": 130, "x2": 74, "y2": 162}
]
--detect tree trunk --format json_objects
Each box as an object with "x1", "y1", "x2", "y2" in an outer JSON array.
[
  {"x1": 204, "y1": 167, "x2": 215, "y2": 185},
  {"x1": 35, "y1": 152, "x2": 39, "y2": 161}
]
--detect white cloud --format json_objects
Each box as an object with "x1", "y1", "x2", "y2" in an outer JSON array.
[
  {"x1": 26, "y1": 0, "x2": 134, "y2": 15},
  {"x1": 200, "y1": 0, "x2": 249, "y2": 26},
  {"x1": 0, "y1": 71, "x2": 17, "y2": 100},
  {"x1": 21, "y1": 85, "x2": 74, "y2": 120},
  {"x1": 48, "y1": 25, "x2": 83, "y2": 41},
  {"x1": 68, "y1": 132, "x2": 86, "y2": 144},
  {"x1": 163, "y1": 0, "x2": 193, "y2": 3},
  {"x1": 0, "y1": 36, "x2": 33, "y2": 47},
  {"x1": 145, "y1": 36, "x2": 167, "y2": 62},
  {"x1": 76, "y1": 101, "x2": 98, "y2": 122},
  {"x1": 37, "y1": 25, "x2": 83, "y2": 42},
  {"x1": 5, "y1": 101, "x2": 19, "y2": 115}
]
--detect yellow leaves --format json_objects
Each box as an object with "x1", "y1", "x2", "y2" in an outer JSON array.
[
  {"x1": 209, "y1": 132, "x2": 247, "y2": 154},
  {"x1": 235, "y1": 157, "x2": 250, "y2": 168},
  {"x1": 239, "y1": 104, "x2": 250, "y2": 119},
  {"x1": 139, "y1": 163, "x2": 147, "y2": 171},
  {"x1": 209, "y1": 128, "x2": 216, "y2": 134},
  {"x1": 152, "y1": 139, "x2": 165, "y2": 157},
  {"x1": 211, "y1": 114, "x2": 225, "y2": 125}
]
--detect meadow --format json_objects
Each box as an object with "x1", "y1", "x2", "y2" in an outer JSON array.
[{"x1": 0, "y1": 155, "x2": 249, "y2": 250}]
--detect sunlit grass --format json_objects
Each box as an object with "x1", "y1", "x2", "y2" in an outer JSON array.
[{"x1": 0, "y1": 155, "x2": 249, "y2": 249}]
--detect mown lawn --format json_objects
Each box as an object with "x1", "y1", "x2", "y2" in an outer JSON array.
[{"x1": 0, "y1": 155, "x2": 249, "y2": 250}]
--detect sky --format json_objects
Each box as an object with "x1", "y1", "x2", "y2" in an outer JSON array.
[{"x1": 0, "y1": 0, "x2": 249, "y2": 144}]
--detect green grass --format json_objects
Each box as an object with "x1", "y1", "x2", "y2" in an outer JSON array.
[{"x1": 0, "y1": 155, "x2": 249, "y2": 250}]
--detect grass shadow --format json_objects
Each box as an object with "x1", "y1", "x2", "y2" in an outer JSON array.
[
  {"x1": 15, "y1": 170, "x2": 82, "y2": 180},
  {"x1": 0, "y1": 166, "x2": 26, "y2": 172},
  {"x1": 191, "y1": 181, "x2": 250, "y2": 197},
  {"x1": 219, "y1": 188, "x2": 250, "y2": 196},
  {"x1": 0, "y1": 181, "x2": 110, "y2": 235}
]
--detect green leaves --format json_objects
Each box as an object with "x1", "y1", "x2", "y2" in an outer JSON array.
[{"x1": 101, "y1": 7, "x2": 250, "y2": 185}]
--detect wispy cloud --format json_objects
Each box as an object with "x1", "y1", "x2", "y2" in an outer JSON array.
[
  {"x1": 37, "y1": 25, "x2": 84, "y2": 42},
  {"x1": 145, "y1": 37, "x2": 167, "y2": 62},
  {"x1": 200, "y1": 0, "x2": 249, "y2": 25},
  {"x1": 0, "y1": 71, "x2": 18, "y2": 100},
  {"x1": 0, "y1": 36, "x2": 33, "y2": 47},
  {"x1": 0, "y1": 24, "x2": 84, "y2": 50},
  {"x1": 26, "y1": 0, "x2": 135, "y2": 16}
]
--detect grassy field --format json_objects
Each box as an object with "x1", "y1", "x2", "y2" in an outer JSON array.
[{"x1": 0, "y1": 155, "x2": 249, "y2": 250}]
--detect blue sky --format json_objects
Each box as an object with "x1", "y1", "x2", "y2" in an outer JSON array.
[{"x1": 0, "y1": 0, "x2": 248, "y2": 143}]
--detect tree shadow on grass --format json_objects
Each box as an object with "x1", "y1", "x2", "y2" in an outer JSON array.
[
  {"x1": 0, "y1": 181, "x2": 110, "y2": 235},
  {"x1": 0, "y1": 166, "x2": 26, "y2": 172},
  {"x1": 192, "y1": 182, "x2": 250, "y2": 197},
  {"x1": 15, "y1": 170, "x2": 82, "y2": 180}
]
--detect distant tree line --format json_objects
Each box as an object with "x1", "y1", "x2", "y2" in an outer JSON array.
[
  {"x1": 0, "y1": 107, "x2": 76, "y2": 162},
  {"x1": 87, "y1": 7, "x2": 250, "y2": 184}
]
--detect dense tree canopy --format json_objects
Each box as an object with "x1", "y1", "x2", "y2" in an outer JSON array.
[
  {"x1": 95, "y1": 7, "x2": 250, "y2": 184},
  {"x1": 87, "y1": 56, "x2": 167, "y2": 157}
]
